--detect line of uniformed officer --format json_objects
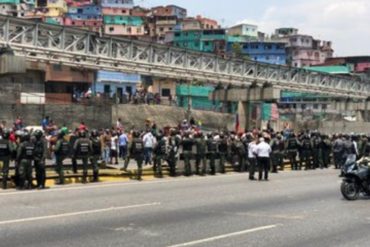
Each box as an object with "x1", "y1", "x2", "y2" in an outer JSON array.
[{"x1": 0, "y1": 129, "x2": 102, "y2": 189}]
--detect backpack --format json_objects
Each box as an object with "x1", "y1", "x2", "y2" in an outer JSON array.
[
  {"x1": 288, "y1": 138, "x2": 297, "y2": 149},
  {"x1": 60, "y1": 141, "x2": 70, "y2": 156},
  {"x1": 24, "y1": 142, "x2": 35, "y2": 159},
  {"x1": 208, "y1": 140, "x2": 218, "y2": 152},
  {"x1": 79, "y1": 142, "x2": 90, "y2": 156},
  {"x1": 303, "y1": 139, "x2": 311, "y2": 149},
  {"x1": 0, "y1": 140, "x2": 10, "y2": 157},
  {"x1": 236, "y1": 141, "x2": 245, "y2": 155},
  {"x1": 132, "y1": 139, "x2": 144, "y2": 155},
  {"x1": 91, "y1": 138, "x2": 101, "y2": 155},
  {"x1": 160, "y1": 141, "x2": 167, "y2": 155}
]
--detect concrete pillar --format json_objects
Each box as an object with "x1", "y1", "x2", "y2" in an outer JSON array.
[
  {"x1": 237, "y1": 101, "x2": 249, "y2": 132},
  {"x1": 0, "y1": 54, "x2": 26, "y2": 74},
  {"x1": 364, "y1": 100, "x2": 370, "y2": 122}
]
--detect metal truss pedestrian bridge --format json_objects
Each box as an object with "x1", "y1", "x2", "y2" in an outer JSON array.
[{"x1": 0, "y1": 15, "x2": 369, "y2": 98}]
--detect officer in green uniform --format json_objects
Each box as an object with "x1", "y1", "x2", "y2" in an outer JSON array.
[
  {"x1": 322, "y1": 134, "x2": 332, "y2": 168},
  {"x1": 73, "y1": 131, "x2": 92, "y2": 184},
  {"x1": 0, "y1": 129, "x2": 13, "y2": 189},
  {"x1": 300, "y1": 134, "x2": 313, "y2": 170},
  {"x1": 311, "y1": 132, "x2": 323, "y2": 169},
  {"x1": 90, "y1": 129, "x2": 101, "y2": 182},
  {"x1": 195, "y1": 132, "x2": 207, "y2": 176},
  {"x1": 129, "y1": 131, "x2": 145, "y2": 180},
  {"x1": 167, "y1": 130, "x2": 180, "y2": 177},
  {"x1": 182, "y1": 132, "x2": 194, "y2": 176},
  {"x1": 218, "y1": 134, "x2": 228, "y2": 174},
  {"x1": 207, "y1": 133, "x2": 218, "y2": 175},
  {"x1": 54, "y1": 131, "x2": 70, "y2": 185},
  {"x1": 16, "y1": 132, "x2": 34, "y2": 190},
  {"x1": 285, "y1": 133, "x2": 299, "y2": 170},
  {"x1": 232, "y1": 136, "x2": 246, "y2": 172},
  {"x1": 33, "y1": 130, "x2": 47, "y2": 189},
  {"x1": 153, "y1": 133, "x2": 167, "y2": 178},
  {"x1": 270, "y1": 134, "x2": 284, "y2": 173}
]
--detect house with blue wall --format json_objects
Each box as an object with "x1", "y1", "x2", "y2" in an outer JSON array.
[
  {"x1": 94, "y1": 71, "x2": 141, "y2": 102},
  {"x1": 227, "y1": 41, "x2": 287, "y2": 65}
]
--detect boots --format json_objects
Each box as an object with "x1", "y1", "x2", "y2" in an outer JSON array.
[
  {"x1": 92, "y1": 171, "x2": 99, "y2": 182},
  {"x1": 2, "y1": 176, "x2": 7, "y2": 190},
  {"x1": 82, "y1": 171, "x2": 88, "y2": 184}
]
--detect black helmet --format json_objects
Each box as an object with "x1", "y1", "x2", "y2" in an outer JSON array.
[
  {"x1": 91, "y1": 129, "x2": 99, "y2": 137},
  {"x1": 79, "y1": 131, "x2": 87, "y2": 138},
  {"x1": 58, "y1": 131, "x2": 65, "y2": 139},
  {"x1": 133, "y1": 131, "x2": 140, "y2": 138},
  {"x1": 22, "y1": 132, "x2": 31, "y2": 142},
  {"x1": 34, "y1": 130, "x2": 43, "y2": 139}
]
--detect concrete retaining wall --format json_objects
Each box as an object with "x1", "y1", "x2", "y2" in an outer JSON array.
[
  {"x1": 0, "y1": 103, "x2": 112, "y2": 130},
  {"x1": 112, "y1": 104, "x2": 235, "y2": 130},
  {"x1": 319, "y1": 121, "x2": 370, "y2": 134}
]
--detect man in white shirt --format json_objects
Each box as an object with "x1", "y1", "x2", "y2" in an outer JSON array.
[
  {"x1": 255, "y1": 137, "x2": 272, "y2": 181},
  {"x1": 248, "y1": 137, "x2": 258, "y2": 180},
  {"x1": 143, "y1": 130, "x2": 156, "y2": 165}
]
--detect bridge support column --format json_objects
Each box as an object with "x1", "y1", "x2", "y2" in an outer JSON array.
[
  {"x1": 237, "y1": 101, "x2": 250, "y2": 132},
  {"x1": 364, "y1": 99, "x2": 370, "y2": 122},
  {"x1": 0, "y1": 53, "x2": 26, "y2": 74}
]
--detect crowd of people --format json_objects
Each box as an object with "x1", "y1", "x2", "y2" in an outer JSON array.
[{"x1": 0, "y1": 115, "x2": 368, "y2": 190}]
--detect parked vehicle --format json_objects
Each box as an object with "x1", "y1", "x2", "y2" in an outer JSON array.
[{"x1": 341, "y1": 157, "x2": 370, "y2": 200}]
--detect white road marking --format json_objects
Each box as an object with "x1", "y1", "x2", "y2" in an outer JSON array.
[
  {"x1": 167, "y1": 224, "x2": 280, "y2": 247},
  {"x1": 0, "y1": 173, "x2": 247, "y2": 197},
  {"x1": 0, "y1": 202, "x2": 160, "y2": 225}
]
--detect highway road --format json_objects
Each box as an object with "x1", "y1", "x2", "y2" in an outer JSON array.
[{"x1": 0, "y1": 169, "x2": 369, "y2": 247}]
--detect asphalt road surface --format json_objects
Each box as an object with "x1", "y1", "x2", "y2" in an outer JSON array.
[{"x1": 0, "y1": 169, "x2": 369, "y2": 247}]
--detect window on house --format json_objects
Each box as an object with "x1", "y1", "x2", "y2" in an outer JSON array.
[
  {"x1": 77, "y1": 9, "x2": 83, "y2": 14},
  {"x1": 109, "y1": 27, "x2": 114, "y2": 32},
  {"x1": 266, "y1": 56, "x2": 270, "y2": 60},
  {"x1": 204, "y1": 41, "x2": 210, "y2": 46},
  {"x1": 127, "y1": 27, "x2": 132, "y2": 33},
  {"x1": 137, "y1": 27, "x2": 141, "y2": 33},
  {"x1": 53, "y1": 64, "x2": 62, "y2": 71},
  {"x1": 159, "y1": 27, "x2": 164, "y2": 32},
  {"x1": 169, "y1": 27, "x2": 173, "y2": 31},
  {"x1": 162, "y1": 88, "x2": 171, "y2": 97},
  {"x1": 72, "y1": 21, "x2": 75, "y2": 25},
  {"x1": 122, "y1": 9, "x2": 126, "y2": 14}
]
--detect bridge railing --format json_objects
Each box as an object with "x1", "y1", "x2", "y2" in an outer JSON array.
[{"x1": 0, "y1": 15, "x2": 369, "y2": 98}]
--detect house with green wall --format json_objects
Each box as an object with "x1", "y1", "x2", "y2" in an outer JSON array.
[{"x1": 172, "y1": 29, "x2": 226, "y2": 53}]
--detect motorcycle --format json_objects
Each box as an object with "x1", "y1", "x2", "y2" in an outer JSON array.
[{"x1": 341, "y1": 157, "x2": 370, "y2": 201}]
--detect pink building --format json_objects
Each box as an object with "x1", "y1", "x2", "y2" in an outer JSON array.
[
  {"x1": 273, "y1": 29, "x2": 333, "y2": 67},
  {"x1": 104, "y1": 25, "x2": 146, "y2": 36},
  {"x1": 195, "y1": 15, "x2": 219, "y2": 30},
  {"x1": 65, "y1": 0, "x2": 93, "y2": 7},
  {"x1": 64, "y1": 17, "x2": 103, "y2": 32},
  {"x1": 356, "y1": 63, "x2": 370, "y2": 73},
  {"x1": 102, "y1": 7, "x2": 130, "y2": 16}
]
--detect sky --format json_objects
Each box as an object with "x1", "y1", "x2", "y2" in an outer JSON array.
[{"x1": 139, "y1": 0, "x2": 370, "y2": 57}]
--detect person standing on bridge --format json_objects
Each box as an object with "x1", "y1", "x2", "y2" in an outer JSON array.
[{"x1": 255, "y1": 137, "x2": 271, "y2": 181}]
